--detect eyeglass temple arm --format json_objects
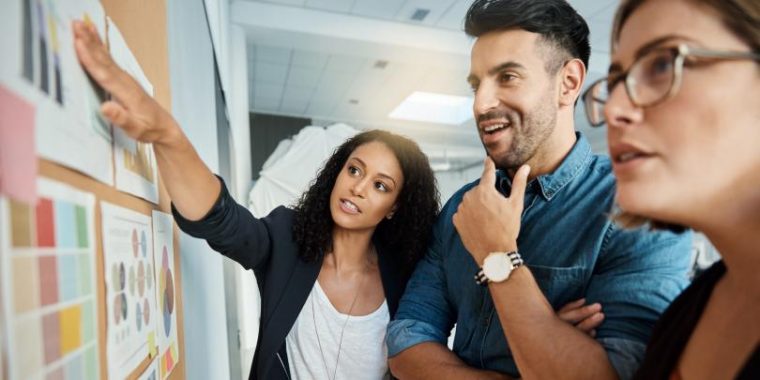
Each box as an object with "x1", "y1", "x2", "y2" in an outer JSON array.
[{"x1": 684, "y1": 46, "x2": 760, "y2": 61}]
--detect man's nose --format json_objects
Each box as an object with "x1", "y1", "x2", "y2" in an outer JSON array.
[{"x1": 473, "y1": 82, "x2": 500, "y2": 119}]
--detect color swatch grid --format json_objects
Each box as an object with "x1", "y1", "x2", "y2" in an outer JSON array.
[{"x1": 0, "y1": 178, "x2": 98, "y2": 380}]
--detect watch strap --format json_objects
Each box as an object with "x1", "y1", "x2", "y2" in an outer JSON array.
[{"x1": 474, "y1": 250, "x2": 523, "y2": 286}]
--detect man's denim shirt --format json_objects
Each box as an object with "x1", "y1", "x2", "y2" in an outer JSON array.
[{"x1": 387, "y1": 133, "x2": 692, "y2": 379}]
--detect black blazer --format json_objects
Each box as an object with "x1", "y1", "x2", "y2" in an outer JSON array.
[{"x1": 173, "y1": 180, "x2": 409, "y2": 379}]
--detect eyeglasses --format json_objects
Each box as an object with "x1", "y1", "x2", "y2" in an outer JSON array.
[{"x1": 582, "y1": 43, "x2": 760, "y2": 127}]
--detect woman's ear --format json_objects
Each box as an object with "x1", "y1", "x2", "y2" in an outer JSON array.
[{"x1": 386, "y1": 204, "x2": 398, "y2": 220}]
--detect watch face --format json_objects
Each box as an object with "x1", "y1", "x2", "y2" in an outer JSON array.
[{"x1": 483, "y1": 254, "x2": 512, "y2": 282}]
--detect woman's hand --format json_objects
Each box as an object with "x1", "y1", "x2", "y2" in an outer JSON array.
[
  {"x1": 557, "y1": 298, "x2": 604, "y2": 337},
  {"x1": 72, "y1": 19, "x2": 220, "y2": 220},
  {"x1": 72, "y1": 20, "x2": 179, "y2": 146}
]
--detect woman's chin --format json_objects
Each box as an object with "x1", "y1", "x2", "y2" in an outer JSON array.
[{"x1": 616, "y1": 187, "x2": 661, "y2": 220}]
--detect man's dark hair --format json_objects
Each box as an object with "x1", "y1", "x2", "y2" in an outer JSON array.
[{"x1": 464, "y1": 0, "x2": 591, "y2": 74}]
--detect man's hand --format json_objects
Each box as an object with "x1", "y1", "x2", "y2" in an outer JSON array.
[
  {"x1": 72, "y1": 20, "x2": 178, "y2": 145},
  {"x1": 452, "y1": 157, "x2": 530, "y2": 265},
  {"x1": 558, "y1": 298, "x2": 605, "y2": 337}
]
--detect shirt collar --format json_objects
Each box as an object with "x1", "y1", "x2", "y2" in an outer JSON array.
[{"x1": 497, "y1": 132, "x2": 592, "y2": 201}]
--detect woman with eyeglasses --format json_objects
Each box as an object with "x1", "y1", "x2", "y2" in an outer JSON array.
[{"x1": 582, "y1": 0, "x2": 759, "y2": 379}]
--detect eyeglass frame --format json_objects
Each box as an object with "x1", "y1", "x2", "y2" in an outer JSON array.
[{"x1": 582, "y1": 43, "x2": 760, "y2": 127}]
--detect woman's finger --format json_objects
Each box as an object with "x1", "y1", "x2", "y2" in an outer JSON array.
[
  {"x1": 73, "y1": 22, "x2": 118, "y2": 88},
  {"x1": 101, "y1": 100, "x2": 148, "y2": 140},
  {"x1": 575, "y1": 312, "x2": 605, "y2": 333},
  {"x1": 101, "y1": 101, "x2": 129, "y2": 126},
  {"x1": 74, "y1": 21, "x2": 148, "y2": 112},
  {"x1": 558, "y1": 302, "x2": 602, "y2": 324},
  {"x1": 558, "y1": 298, "x2": 586, "y2": 313}
]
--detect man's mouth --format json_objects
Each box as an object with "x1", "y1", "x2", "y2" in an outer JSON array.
[
  {"x1": 483, "y1": 123, "x2": 509, "y2": 134},
  {"x1": 480, "y1": 119, "x2": 511, "y2": 135}
]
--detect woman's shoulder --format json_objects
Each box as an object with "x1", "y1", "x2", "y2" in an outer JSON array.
[
  {"x1": 261, "y1": 205, "x2": 296, "y2": 225},
  {"x1": 634, "y1": 261, "x2": 727, "y2": 379},
  {"x1": 656, "y1": 261, "x2": 726, "y2": 331}
]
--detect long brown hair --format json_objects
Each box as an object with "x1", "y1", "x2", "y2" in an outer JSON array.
[{"x1": 612, "y1": 0, "x2": 760, "y2": 54}]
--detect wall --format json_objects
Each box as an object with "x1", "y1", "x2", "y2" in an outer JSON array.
[
  {"x1": 166, "y1": 0, "x2": 231, "y2": 378},
  {"x1": 435, "y1": 164, "x2": 485, "y2": 204},
  {"x1": 249, "y1": 112, "x2": 312, "y2": 180}
]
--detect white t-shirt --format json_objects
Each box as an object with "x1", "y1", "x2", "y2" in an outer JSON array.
[{"x1": 285, "y1": 281, "x2": 391, "y2": 380}]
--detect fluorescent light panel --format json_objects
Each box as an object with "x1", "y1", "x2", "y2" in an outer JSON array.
[{"x1": 389, "y1": 91, "x2": 473, "y2": 125}]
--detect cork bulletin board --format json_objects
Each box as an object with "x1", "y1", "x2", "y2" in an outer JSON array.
[{"x1": 0, "y1": 0, "x2": 186, "y2": 379}]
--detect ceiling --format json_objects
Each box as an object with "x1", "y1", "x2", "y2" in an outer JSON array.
[{"x1": 234, "y1": 0, "x2": 617, "y2": 165}]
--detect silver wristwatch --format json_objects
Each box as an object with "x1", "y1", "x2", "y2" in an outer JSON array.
[{"x1": 475, "y1": 250, "x2": 523, "y2": 285}]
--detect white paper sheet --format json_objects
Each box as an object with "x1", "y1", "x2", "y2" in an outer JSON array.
[
  {"x1": 152, "y1": 210, "x2": 180, "y2": 379},
  {"x1": 101, "y1": 202, "x2": 158, "y2": 380},
  {"x1": 107, "y1": 17, "x2": 154, "y2": 98},
  {"x1": 107, "y1": 17, "x2": 159, "y2": 204},
  {"x1": 137, "y1": 358, "x2": 159, "y2": 380},
  {"x1": 113, "y1": 134, "x2": 159, "y2": 204},
  {"x1": 0, "y1": 0, "x2": 114, "y2": 185},
  {"x1": 0, "y1": 178, "x2": 99, "y2": 380}
]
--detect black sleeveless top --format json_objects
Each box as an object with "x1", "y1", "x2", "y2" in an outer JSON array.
[{"x1": 634, "y1": 261, "x2": 759, "y2": 379}]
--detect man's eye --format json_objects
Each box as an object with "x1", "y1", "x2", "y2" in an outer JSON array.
[{"x1": 500, "y1": 73, "x2": 517, "y2": 83}]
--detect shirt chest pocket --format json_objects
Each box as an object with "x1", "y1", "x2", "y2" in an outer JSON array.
[{"x1": 528, "y1": 265, "x2": 587, "y2": 309}]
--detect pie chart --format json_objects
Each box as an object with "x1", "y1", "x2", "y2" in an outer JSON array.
[{"x1": 161, "y1": 247, "x2": 175, "y2": 337}]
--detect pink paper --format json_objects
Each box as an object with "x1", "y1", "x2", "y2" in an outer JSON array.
[{"x1": 0, "y1": 84, "x2": 38, "y2": 204}]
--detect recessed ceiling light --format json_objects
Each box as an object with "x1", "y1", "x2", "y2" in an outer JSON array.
[
  {"x1": 410, "y1": 8, "x2": 430, "y2": 21},
  {"x1": 389, "y1": 91, "x2": 473, "y2": 125}
]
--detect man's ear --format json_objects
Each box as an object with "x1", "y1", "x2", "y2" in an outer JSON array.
[{"x1": 558, "y1": 58, "x2": 586, "y2": 107}]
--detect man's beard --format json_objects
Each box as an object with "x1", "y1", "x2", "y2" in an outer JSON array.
[{"x1": 485, "y1": 91, "x2": 558, "y2": 171}]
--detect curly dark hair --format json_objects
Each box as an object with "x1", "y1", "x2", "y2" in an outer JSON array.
[
  {"x1": 292, "y1": 130, "x2": 440, "y2": 274},
  {"x1": 464, "y1": 0, "x2": 590, "y2": 74}
]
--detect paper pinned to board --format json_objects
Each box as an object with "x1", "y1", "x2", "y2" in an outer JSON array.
[
  {"x1": 101, "y1": 202, "x2": 157, "y2": 380},
  {"x1": 137, "y1": 358, "x2": 159, "y2": 380},
  {"x1": 0, "y1": 84, "x2": 37, "y2": 204},
  {"x1": 107, "y1": 16, "x2": 159, "y2": 204},
  {"x1": 0, "y1": 178, "x2": 100, "y2": 380},
  {"x1": 0, "y1": 0, "x2": 115, "y2": 185},
  {"x1": 152, "y1": 210, "x2": 180, "y2": 379},
  {"x1": 107, "y1": 17, "x2": 154, "y2": 97}
]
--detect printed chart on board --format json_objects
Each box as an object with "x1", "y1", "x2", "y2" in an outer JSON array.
[
  {"x1": 152, "y1": 211, "x2": 180, "y2": 379},
  {"x1": 0, "y1": 0, "x2": 114, "y2": 185},
  {"x1": 101, "y1": 202, "x2": 158, "y2": 380},
  {"x1": 108, "y1": 17, "x2": 159, "y2": 204},
  {"x1": 0, "y1": 178, "x2": 99, "y2": 380},
  {"x1": 138, "y1": 358, "x2": 159, "y2": 380}
]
